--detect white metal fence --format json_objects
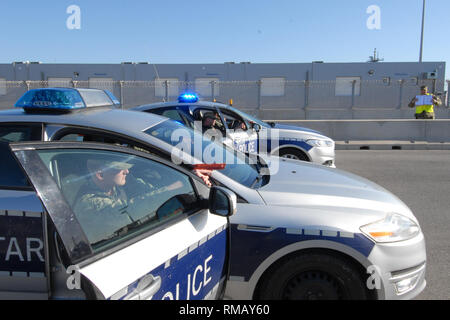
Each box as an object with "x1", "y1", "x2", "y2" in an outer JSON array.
[{"x1": 0, "y1": 79, "x2": 448, "y2": 120}]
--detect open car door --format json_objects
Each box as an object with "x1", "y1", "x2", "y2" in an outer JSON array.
[{"x1": 10, "y1": 141, "x2": 229, "y2": 300}]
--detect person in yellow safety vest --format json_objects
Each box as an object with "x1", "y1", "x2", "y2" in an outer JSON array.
[{"x1": 408, "y1": 85, "x2": 442, "y2": 119}]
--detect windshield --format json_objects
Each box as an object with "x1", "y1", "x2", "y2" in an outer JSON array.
[
  {"x1": 229, "y1": 107, "x2": 271, "y2": 128},
  {"x1": 145, "y1": 120, "x2": 267, "y2": 188}
]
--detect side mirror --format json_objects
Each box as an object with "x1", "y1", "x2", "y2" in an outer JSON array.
[
  {"x1": 252, "y1": 123, "x2": 261, "y2": 132},
  {"x1": 209, "y1": 186, "x2": 237, "y2": 217}
]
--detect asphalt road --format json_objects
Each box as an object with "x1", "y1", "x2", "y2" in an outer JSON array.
[{"x1": 335, "y1": 150, "x2": 450, "y2": 300}]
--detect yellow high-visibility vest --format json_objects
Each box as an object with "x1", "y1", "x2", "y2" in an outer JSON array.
[{"x1": 416, "y1": 93, "x2": 434, "y2": 114}]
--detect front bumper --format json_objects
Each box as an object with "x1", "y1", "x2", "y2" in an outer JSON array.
[
  {"x1": 307, "y1": 146, "x2": 336, "y2": 167},
  {"x1": 367, "y1": 231, "x2": 427, "y2": 300}
]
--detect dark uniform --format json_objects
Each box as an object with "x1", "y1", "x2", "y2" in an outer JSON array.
[
  {"x1": 75, "y1": 180, "x2": 128, "y2": 214},
  {"x1": 73, "y1": 177, "x2": 165, "y2": 245}
]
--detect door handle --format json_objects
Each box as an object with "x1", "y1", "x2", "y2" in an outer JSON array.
[
  {"x1": 125, "y1": 274, "x2": 161, "y2": 300},
  {"x1": 138, "y1": 276, "x2": 161, "y2": 300}
]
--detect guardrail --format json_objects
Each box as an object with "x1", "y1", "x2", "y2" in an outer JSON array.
[
  {"x1": 0, "y1": 80, "x2": 447, "y2": 120},
  {"x1": 274, "y1": 119, "x2": 450, "y2": 144}
]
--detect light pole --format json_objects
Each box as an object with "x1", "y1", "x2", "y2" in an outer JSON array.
[{"x1": 419, "y1": 0, "x2": 426, "y2": 62}]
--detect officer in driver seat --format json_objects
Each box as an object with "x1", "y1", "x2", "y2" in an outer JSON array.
[
  {"x1": 73, "y1": 159, "x2": 134, "y2": 218},
  {"x1": 72, "y1": 159, "x2": 183, "y2": 243},
  {"x1": 201, "y1": 112, "x2": 224, "y2": 143}
]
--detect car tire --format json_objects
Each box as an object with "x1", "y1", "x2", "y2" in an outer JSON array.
[
  {"x1": 278, "y1": 148, "x2": 309, "y2": 162},
  {"x1": 256, "y1": 252, "x2": 368, "y2": 300}
]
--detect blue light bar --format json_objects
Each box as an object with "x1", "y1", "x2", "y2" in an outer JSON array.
[
  {"x1": 178, "y1": 93, "x2": 199, "y2": 103},
  {"x1": 15, "y1": 88, "x2": 86, "y2": 110},
  {"x1": 14, "y1": 88, "x2": 121, "y2": 112}
]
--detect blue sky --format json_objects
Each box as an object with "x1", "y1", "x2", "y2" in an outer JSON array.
[{"x1": 0, "y1": 0, "x2": 449, "y2": 77}]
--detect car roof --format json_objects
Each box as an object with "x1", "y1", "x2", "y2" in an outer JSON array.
[
  {"x1": 0, "y1": 107, "x2": 167, "y2": 134},
  {"x1": 133, "y1": 100, "x2": 231, "y2": 111}
]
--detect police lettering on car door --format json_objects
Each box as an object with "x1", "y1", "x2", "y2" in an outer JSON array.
[
  {"x1": 0, "y1": 211, "x2": 45, "y2": 276},
  {"x1": 129, "y1": 228, "x2": 227, "y2": 301}
]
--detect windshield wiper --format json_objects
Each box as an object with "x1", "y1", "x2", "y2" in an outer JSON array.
[
  {"x1": 250, "y1": 173, "x2": 264, "y2": 188},
  {"x1": 246, "y1": 153, "x2": 267, "y2": 173},
  {"x1": 249, "y1": 154, "x2": 270, "y2": 188}
]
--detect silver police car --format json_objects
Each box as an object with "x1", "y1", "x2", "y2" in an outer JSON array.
[
  {"x1": 133, "y1": 93, "x2": 335, "y2": 167},
  {"x1": 0, "y1": 88, "x2": 425, "y2": 300}
]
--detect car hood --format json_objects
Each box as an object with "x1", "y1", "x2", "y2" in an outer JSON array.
[
  {"x1": 256, "y1": 157, "x2": 416, "y2": 222},
  {"x1": 273, "y1": 123, "x2": 323, "y2": 135}
]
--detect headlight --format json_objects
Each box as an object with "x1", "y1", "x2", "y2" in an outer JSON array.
[
  {"x1": 306, "y1": 139, "x2": 334, "y2": 148},
  {"x1": 360, "y1": 213, "x2": 420, "y2": 243}
]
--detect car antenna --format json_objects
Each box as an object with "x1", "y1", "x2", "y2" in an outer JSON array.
[
  {"x1": 150, "y1": 59, "x2": 164, "y2": 101},
  {"x1": 152, "y1": 61, "x2": 160, "y2": 80}
]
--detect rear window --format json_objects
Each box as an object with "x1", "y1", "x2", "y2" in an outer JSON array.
[
  {"x1": 0, "y1": 141, "x2": 31, "y2": 189},
  {"x1": 0, "y1": 124, "x2": 41, "y2": 142},
  {"x1": 151, "y1": 108, "x2": 184, "y2": 123}
]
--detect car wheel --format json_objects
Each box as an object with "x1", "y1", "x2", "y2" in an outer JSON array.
[
  {"x1": 257, "y1": 252, "x2": 368, "y2": 300},
  {"x1": 278, "y1": 148, "x2": 309, "y2": 161}
]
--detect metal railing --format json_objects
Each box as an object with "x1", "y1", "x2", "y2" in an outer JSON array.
[{"x1": 0, "y1": 79, "x2": 447, "y2": 119}]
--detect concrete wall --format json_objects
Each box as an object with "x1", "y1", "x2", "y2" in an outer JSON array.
[{"x1": 276, "y1": 119, "x2": 450, "y2": 143}]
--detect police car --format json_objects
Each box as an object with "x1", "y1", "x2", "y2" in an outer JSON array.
[
  {"x1": 0, "y1": 88, "x2": 426, "y2": 300},
  {"x1": 133, "y1": 93, "x2": 336, "y2": 167}
]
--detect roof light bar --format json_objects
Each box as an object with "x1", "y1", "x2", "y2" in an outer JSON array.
[
  {"x1": 178, "y1": 93, "x2": 199, "y2": 103},
  {"x1": 14, "y1": 88, "x2": 120, "y2": 112}
]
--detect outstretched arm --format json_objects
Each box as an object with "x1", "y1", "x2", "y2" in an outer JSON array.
[
  {"x1": 408, "y1": 97, "x2": 418, "y2": 108},
  {"x1": 193, "y1": 169, "x2": 213, "y2": 187}
]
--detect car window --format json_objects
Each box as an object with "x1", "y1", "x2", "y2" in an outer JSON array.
[
  {"x1": 35, "y1": 148, "x2": 199, "y2": 253},
  {"x1": 220, "y1": 108, "x2": 248, "y2": 131},
  {"x1": 0, "y1": 124, "x2": 41, "y2": 142},
  {"x1": 192, "y1": 108, "x2": 226, "y2": 134},
  {"x1": 227, "y1": 107, "x2": 271, "y2": 129},
  {"x1": 145, "y1": 120, "x2": 267, "y2": 189},
  {"x1": 58, "y1": 133, "x2": 84, "y2": 142},
  {"x1": 150, "y1": 108, "x2": 185, "y2": 124},
  {"x1": 0, "y1": 141, "x2": 31, "y2": 189},
  {"x1": 54, "y1": 129, "x2": 159, "y2": 156},
  {"x1": 56, "y1": 131, "x2": 130, "y2": 145}
]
